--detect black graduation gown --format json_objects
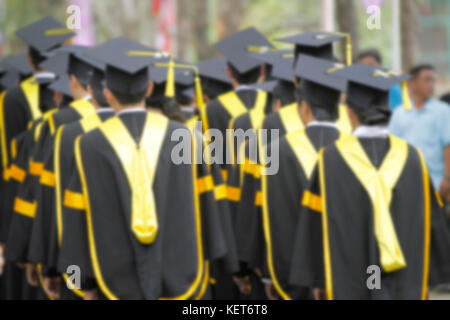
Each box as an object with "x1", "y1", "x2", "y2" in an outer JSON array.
[
  {"x1": 185, "y1": 117, "x2": 240, "y2": 300},
  {"x1": 58, "y1": 111, "x2": 226, "y2": 299},
  {"x1": 205, "y1": 89, "x2": 266, "y2": 170},
  {"x1": 232, "y1": 103, "x2": 304, "y2": 262},
  {"x1": 0, "y1": 77, "x2": 55, "y2": 300},
  {"x1": 27, "y1": 99, "x2": 95, "y2": 269},
  {"x1": 261, "y1": 126, "x2": 341, "y2": 300},
  {"x1": 42, "y1": 110, "x2": 114, "y2": 300},
  {"x1": 289, "y1": 136, "x2": 450, "y2": 300}
]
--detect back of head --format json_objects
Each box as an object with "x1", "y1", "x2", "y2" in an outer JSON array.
[{"x1": 227, "y1": 63, "x2": 261, "y2": 85}]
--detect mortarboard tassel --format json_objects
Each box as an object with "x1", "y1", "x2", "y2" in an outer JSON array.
[
  {"x1": 401, "y1": 81, "x2": 412, "y2": 111},
  {"x1": 165, "y1": 56, "x2": 175, "y2": 98},
  {"x1": 44, "y1": 28, "x2": 74, "y2": 36}
]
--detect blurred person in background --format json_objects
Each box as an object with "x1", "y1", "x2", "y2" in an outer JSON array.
[
  {"x1": 389, "y1": 64, "x2": 450, "y2": 208},
  {"x1": 357, "y1": 49, "x2": 404, "y2": 111}
]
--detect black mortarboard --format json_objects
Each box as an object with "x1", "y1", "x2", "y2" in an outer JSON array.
[
  {"x1": 214, "y1": 27, "x2": 274, "y2": 73},
  {"x1": 197, "y1": 57, "x2": 233, "y2": 99},
  {"x1": 48, "y1": 74, "x2": 71, "y2": 97},
  {"x1": 278, "y1": 31, "x2": 346, "y2": 64},
  {"x1": 268, "y1": 54, "x2": 297, "y2": 105},
  {"x1": 197, "y1": 57, "x2": 231, "y2": 85},
  {"x1": 247, "y1": 49, "x2": 292, "y2": 67},
  {"x1": 247, "y1": 80, "x2": 279, "y2": 93},
  {"x1": 270, "y1": 54, "x2": 295, "y2": 83},
  {"x1": 295, "y1": 54, "x2": 347, "y2": 116},
  {"x1": 39, "y1": 50, "x2": 70, "y2": 75},
  {"x1": 0, "y1": 69, "x2": 20, "y2": 90},
  {"x1": 88, "y1": 37, "x2": 158, "y2": 95},
  {"x1": 332, "y1": 63, "x2": 411, "y2": 110},
  {"x1": 3, "y1": 53, "x2": 33, "y2": 77},
  {"x1": 16, "y1": 16, "x2": 74, "y2": 53},
  {"x1": 149, "y1": 59, "x2": 194, "y2": 86}
]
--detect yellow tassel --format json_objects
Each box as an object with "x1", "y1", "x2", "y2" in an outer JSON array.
[
  {"x1": 165, "y1": 56, "x2": 175, "y2": 98},
  {"x1": 130, "y1": 147, "x2": 158, "y2": 245},
  {"x1": 44, "y1": 28, "x2": 73, "y2": 36},
  {"x1": 402, "y1": 81, "x2": 412, "y2": 111},
  {"x1": 194, "y1": 70, "x2": 205, "y2": 113}
]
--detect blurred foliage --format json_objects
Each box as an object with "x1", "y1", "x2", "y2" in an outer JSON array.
[
  {"x1": 1, "y1": 0, "x2": 67, "y2": 54},
  {"x1": 1, "y1": 0, "x2": 448, "y2": 74}
]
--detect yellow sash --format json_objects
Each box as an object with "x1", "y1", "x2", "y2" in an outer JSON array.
[
  {"x1": 218, "y1": 91, "x2": 248, "y2": 119},
  {"x1": 335, "y1": 104, "x2": 352, "y2": 134},
  {"x1": 100, "y1": 113, "x2": 168, "y2": 245},
  {"x1": 279, "y1": 103, "x2": 304, "y2": 134},
  {"x1": 248, "y1": 92, "x2": 268, "y2": 131},
  {"x1": 55, "y1": 112, "x2": 103, "y2": 247},
  {"x1": 285, "y1": 129, "x2": 321, "y2": 179},
  {"x1": 0, "y1": 91, "x2": 8, "y2": 180},
  {"x1": 21, "y1": 77, "x2": 42, "y2": 121},
  {"x1": 263, "y1": 128, "x2": 343, "y2": 300},
  {"x1": 335, "y1": 134, "x2": 408, "y2": 272},
  {"x1": 71, "y1": 99, "x2": 96, "y2": 118},
  {"x1": 80, "y1": 112, "x2": 102, "y2": 133},
  {"x1": 49, "y1": 99, "x2": 95, "y2": 134}
]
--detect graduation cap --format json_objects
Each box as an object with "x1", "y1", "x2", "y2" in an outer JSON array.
[
  {"x1": 196, "y1": 57, "x2": 233, "y2": 99},
  {"x1": 151, "y1": 58, "x2": 208, "y2": 113},
  {"x1": 247, "y1": 49, "x2": 293, "y2": 67},
  {"x1": 295, "y1": 54, "x2": 347, "y2": 117},
  {"x1": 197, "y1": 57, "x2": 231, "y2": 85},
  {"x1": 270, "y1": 54, "x2": 295, "y2": 83},
  {"x1": 3, "y1": 53, "x2": 33, "y2": 77},
  {"x1": 278, "y1": 31, "x2": 352, "y2": 66},
  {"x1": 332, "y1": 63, "x2": 411, "y2": 112},
  {"x1": 48, "y1": 74, "x2": 71, "y2": 97},
  {"x1": 87, "y1": 37, "x2": 159, "y2": 95},
  {"x1": 214, "y1": 27, "x2": 274, "y2": 74},
  {"x1": 247, "y1": 80, "x2": 279, "y2": 93},
  {"x1": 38, "y1": 50, "x2": 70, "y2": 75},
  {"x1": 0, "y1": 69, "x2": 20, "y2": 90},
  {"x1": 15, "y1": 16, "x2": 75, "y2": 53}
]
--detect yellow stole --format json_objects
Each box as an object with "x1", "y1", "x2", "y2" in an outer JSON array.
[
  {"x1": 21, "y1": 77, "x2": 42, "y2": 121},
  {"x1": 335, "y1": 134, "x2": 408, "y2": 272},
  {"x1": 335, "y1": 104, "x2": 352, "y2": 134},
  {"x1": 0, "y1": 91, "x2": 8, "y2": 180},
  {"x1": 227, "y1": 90, "x2": 268, "y2": 165},
  {"x1": 264, "y1": 128, "x2": 343, "y2": 300},
  {"x1": 49, "y1": 99, "x2": 95, "y2": 134},
  {"x1": 279, "y1": 103, "x2": 304, "y2": 134},
  {"x1": 100, "y1": 113, "x2": 168, "y2": 245}
]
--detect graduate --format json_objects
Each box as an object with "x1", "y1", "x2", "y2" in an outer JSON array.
[
  {"x1": 41, "y1": 41, "x2": 118, "y2": 300},
  {"x1": 289, "y1": 63, "x2": 450, "y2": 300},
  {"x1": 276, "y1": 31, "x2": 352, "y2": 134},
  {"x1": 205, "y1": 27, "x2": 272, "y2": 175},
  {"x1": 58, "y1": 39, "x2": 226, "y2": 300},
  {"x1": 261, "y1": 55, "x2": 348, "y2": 300},
  {"x1": 186, "y1": 58, "x2": 240, "y2": 300},
  {"x1": 0, "y1": 17, "x2": 73, "y2": 300},
  {"x1": 144, "y1": 54, "x2": 238, "y2": 300}
]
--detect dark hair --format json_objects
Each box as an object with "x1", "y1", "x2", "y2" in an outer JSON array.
[
  {"x1": 28, "y1": 47, "x2": 46, "y2": 68},
  {"x1": 145, "y1": 83, "x2": 184, "y2": 122},
  {"x1": 440, "y1": 93, "x2": 450, "y2": 105},
  {"x1": 296, "y1": 83, "x2": 339, "y2": 122},
  {"x1": 349, "y1": 102, "x2": 391, "y2": 126},
  {"x1": 357, "y1": 49, "x2": 382, "y2": 65},
  {"x1": 227, "y1": 63, "x2": 262, "y2": 85},
  {"x1": 273, "y1": 81, "x2": 296, "y2": 106},
  {"x1": 110, "y1": 88, "x2": 148, "y2": 105},
  {"x1": 409, "y1": 64, "x2": 435, "y2": 79}
]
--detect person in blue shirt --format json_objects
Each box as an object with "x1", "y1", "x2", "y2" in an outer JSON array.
[{"x1": 389, "y1": 64, "x2": 450, "y2": 205}]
